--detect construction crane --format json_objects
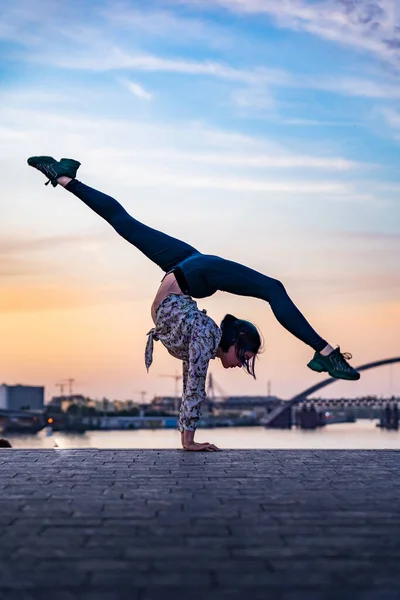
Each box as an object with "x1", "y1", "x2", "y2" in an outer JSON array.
[
  {"x1": 159, "y1": 371, "x2": 182, "y2": 412},
  {"x1": 55, "y1": 382, "x2": 67, "y2": 397},
  {"x1": 207, "y1": 372, "x2": 228, "y2": 404},
  {"x1": 66, "y1": 378, "x2": 75, "y2": 395},
  {"x1": 135, "y1": 390, "x2": 148, "y2": 404},
  {"x1": 55, "y1": 378, "x2": 88, "y2": 400},
  {"x1": 55, "y1": 378, "x2": 75, "y2": 396},
  {"x1": 206, "y1": 373, "x2": 229, "y2": 415}
]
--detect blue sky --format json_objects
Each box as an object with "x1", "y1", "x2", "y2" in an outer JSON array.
[{"x1": 1, "y1": 0, "x2": 399, "y2": 401}]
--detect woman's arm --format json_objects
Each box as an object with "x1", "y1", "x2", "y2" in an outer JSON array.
[{"x1": 179, "y1": 334, "x2": 220, "y2": 451}]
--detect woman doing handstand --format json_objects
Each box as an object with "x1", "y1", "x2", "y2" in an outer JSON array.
[{"x1": 27, "y1": 156, "x2": 361, "y2": 451}]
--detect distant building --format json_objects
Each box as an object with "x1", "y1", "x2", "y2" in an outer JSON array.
[
  {"x1": 49, "y1": 394, "x2": 87, "y2": 407},
  {"x1": 151, "y1": 396, "x2": 177, "y2": 410},
  {"x1": 0, "y1": 384, "x2": 44, "y2": 411},
  {"x1": 150, "y1": 395, "x2": 282, "y2": 415}
]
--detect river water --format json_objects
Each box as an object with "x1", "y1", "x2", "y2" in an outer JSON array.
[{"x1": 4, "y1": 420, "x2": 400, "y2": 450}]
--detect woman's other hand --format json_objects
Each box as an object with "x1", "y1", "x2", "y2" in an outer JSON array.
[
  {"x1": 183, "y1": 441, "x2": 221, "y2": 451},
  {"x1": 181, "y1": 429, "x2": 221, "y2": 451}
]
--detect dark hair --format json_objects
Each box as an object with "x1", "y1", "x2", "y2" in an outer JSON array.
[
  {"x1": 0, "y1": 438, "x2": 12, "y2": 448},
  {"x1": 219, "y1": 314, "x2": 264, "y2": 379}
]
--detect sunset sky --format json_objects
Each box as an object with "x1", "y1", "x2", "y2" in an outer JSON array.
[{"x1": 1, "y1": 0, "x2": 399, "y2": 403}]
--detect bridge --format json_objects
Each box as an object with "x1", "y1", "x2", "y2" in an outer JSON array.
[{"x1": 262, "y1": 356, "x2": 400, "y2": 427}]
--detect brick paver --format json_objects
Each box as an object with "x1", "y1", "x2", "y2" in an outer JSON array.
[{"x1": 0, "y1": 449, "x2": 399, "y2": 600}]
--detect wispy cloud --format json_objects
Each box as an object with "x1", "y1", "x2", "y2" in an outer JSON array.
[
  {"x1": 120, "y1": 78, "x2": 153, "y2": 100},
  {"x1": 1, "y1": 104, "x2": 366, "y2": 173},
  {"x1": 101, "y1": 4, "x2": 231, "y2": 49},
  {"x1": 286, "y1": 270, "x2": 400, "y2": 297},
  {"x1": 334, "y1": 230, "x2": 400, "y2": 243},
  {"x1": 3, "y1": 1, "x2": 400, "y2": 102},
  {"x1": 231, "y1": 86, "x2": 275, "y2": 113},
  {"x1": 137, "y1": 149, "x2": 363, "y2": 170},
  {"x1": 0, "y1": 102, "x2": 381, "y2": 218},
  {"x1": 0, "y1": 283, "x2": 131, "y2": 312},
  {"x1": 0, "y1": 232, "x2": 141, "y2": 311},
  {"x1": 28, "y1": 47, "x2": 290, "y2": 85},
  {"x1": 146, "y1": 174, "x2": 350, "y2": 194},
  {"x1": 20, "y1": 45, "x2": 400, "y2": 100},
  {"x1": 380, "y1": 106, "x2": 400, "y2": 128},
  {"x1": 314, "y1": 76, "x2": 400, "y2": 99},
  {"x1": 192, "y1": 0, "x2": 400, "y2": 70},
  {"x1": 373, "y1": 106, "x2": 400, "y2": 141},
  {"x1": 279, "y1": 117, "x2": 362, "y2": 126},
  {"x1": 0, "y1": 233, "x2": 103, "y2": 279},
  {"x1": 0, "y1": 232, "x2": 100, "y2": 254}
]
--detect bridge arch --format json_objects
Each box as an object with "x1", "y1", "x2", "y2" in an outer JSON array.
[
  {"x1": 263, "y1": 357, "x2": 400, "y2": 426},
  {"x1": 291, "y1": 357, "x2": 400, "y2": 404}
]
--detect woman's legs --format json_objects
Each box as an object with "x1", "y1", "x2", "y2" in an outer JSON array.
[
  {"x1": 180, "y1": 253, "x2": 359, "y2": 379},
  {"x1": 179, "y1": 254, "x2": 328, "y2": 352},
  {"x1": 61, "y1": 178, "x2": 200, "y2": 273},
  {"x1": 220, "y1": 260, "x2": 328, "y2": 352}
]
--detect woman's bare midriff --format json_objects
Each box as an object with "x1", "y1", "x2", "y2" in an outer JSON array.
[{"x1": 151, "y1": 272, "x2": 185, "y2": 323}]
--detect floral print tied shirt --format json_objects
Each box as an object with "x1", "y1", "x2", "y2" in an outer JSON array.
[{"x1": 145, "y1": 294, "x2": 222, "y2": 432}]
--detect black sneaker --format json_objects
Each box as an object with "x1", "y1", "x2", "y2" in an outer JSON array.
[
  {"x1": 27, "y1": 156, "x2": 81, "y2": 187},
  {"x1": 307, "y1": 347, "x2": 360, "y2": 380}
]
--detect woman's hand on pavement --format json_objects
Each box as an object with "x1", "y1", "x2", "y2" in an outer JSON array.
[{"x1": 183, "y1": 441, "x2": 221, "y2": 451}]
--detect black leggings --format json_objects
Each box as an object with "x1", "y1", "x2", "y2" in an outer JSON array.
[{"x1": 65, "y1": 179, "x2": 327, "y2": 352}]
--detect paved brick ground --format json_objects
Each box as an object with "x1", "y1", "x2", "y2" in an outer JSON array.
[{"x1": 0, "y1": 449, "x2": 399, "y2": 600}]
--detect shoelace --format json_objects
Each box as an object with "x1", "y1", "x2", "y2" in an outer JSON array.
[
  {"x1": 37, "y1": 163, "x2": 57, "y2": 186},
  {"x1": 339, "y1": 351, "x2": 352, "y2": 360},
  {"x1": 331, "y1": 348, "x2": 354, "y2": 371}
]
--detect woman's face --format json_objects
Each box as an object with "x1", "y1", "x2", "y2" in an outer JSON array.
[{"x1": 219, "y1": 344, "x2": 254, "y2": 369}]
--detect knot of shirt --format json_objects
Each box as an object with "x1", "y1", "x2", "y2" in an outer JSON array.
[{"x1": 145, "y1": 328, "x2": 160, "y2": 372}]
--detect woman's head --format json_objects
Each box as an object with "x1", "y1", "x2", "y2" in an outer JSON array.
[{"x1": 217, "y1": 314, "x2": 264, "y2": 378}]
